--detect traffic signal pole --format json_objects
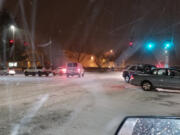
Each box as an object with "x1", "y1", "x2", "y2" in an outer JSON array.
[
  {"x1": 2, "y1": 29, "x2": 7, "y2": 67},
  {"x1": 165, "y1": 53, "x2": 169, "y2": 68}
]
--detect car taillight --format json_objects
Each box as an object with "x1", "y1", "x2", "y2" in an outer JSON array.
[
  {"x1": 62, "y1": 68, "x2": 67, "y2": 73},
  {"x1": 77, "y1": 68, "x2": 80, "y2": 73},
  {"x1": 130, "y1": 75, "x2": 134, "y2": 80}
]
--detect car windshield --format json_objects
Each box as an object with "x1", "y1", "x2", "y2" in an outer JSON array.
[
  {"x1": 67, "y1": 63, "x2": 77, "y2": 67},
  {"x1": 1, "y1": 1, "x2": 180, "y2": 135}
]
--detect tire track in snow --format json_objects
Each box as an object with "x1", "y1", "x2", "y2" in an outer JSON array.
[{"x1": 11, "y1": 94, "x2": 49, "y2": 135}]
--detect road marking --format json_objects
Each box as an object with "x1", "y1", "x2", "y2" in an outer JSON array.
[
  {"x1": 157, "y1": 88, "x2": 180, "y2": 93},
  {"x1": 11, "y1": 94, "x2": 49, "y2": 135}
]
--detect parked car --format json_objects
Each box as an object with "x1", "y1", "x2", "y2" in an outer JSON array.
[
  {"x1": 66, "y1": 62, "x2": 84, "y2": 78},
  {"x1": 53, "y1": 67, "x2": 66, "y2": 76},
  {"x1": 0, "y1": 67, "x2": 16, "y2": 75},
  {"x1": 130, "y1": 68, "x2": 180, "y2": 91},
  {"x1": 24, "y1": 67, "x2": 52, "y2": 77},
  {"x1": 123, "y1": 64, "x2": 156, "y2": 83},
  {"x1": 170, "y1": 66, "x2": 180, "y2": 71},
  {"x1": 8, "y1": 68, "x2": 16, "y2": 75}
]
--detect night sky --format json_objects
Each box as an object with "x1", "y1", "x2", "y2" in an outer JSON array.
[{"x1": 2, "y1": 0, "x2": 180, "y2": 65}]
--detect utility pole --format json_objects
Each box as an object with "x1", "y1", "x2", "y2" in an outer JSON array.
[
  {"x1": 49, "y1": 39, "x2": 53, "y2": 68},
  {"x1": 2, "y1": 29, "x2": 7, "y2": 67}
]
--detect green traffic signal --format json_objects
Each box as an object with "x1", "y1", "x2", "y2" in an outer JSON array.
[
  {"x1": 146, "y1": 42, "x2": 155, "y2": 50},
  {"x1": 164, "y1": 42, "x2": 172, "y2": 50}
]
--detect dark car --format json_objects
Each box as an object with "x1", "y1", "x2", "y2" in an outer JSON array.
[
  {"x1": 24, "y1": 67, "x2": 52, "y2": 77},
  {"x1": 130, "y1": 68, "x2": 180, "y2": 91},
  {"x1": 123, "y1": 64, "x2": 156, "y2": 83},
  {"x1": 170, "y1": 66, "x2": 180, "y2": 71}
]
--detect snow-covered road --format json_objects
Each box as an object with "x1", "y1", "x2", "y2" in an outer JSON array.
[{"x1": 0, "y1": 72, "x2": 180, "y2": 135}]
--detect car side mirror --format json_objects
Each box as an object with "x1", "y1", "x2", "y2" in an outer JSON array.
[{"x1": 115, "y1": 116, "x2": 180, "y2": 135}]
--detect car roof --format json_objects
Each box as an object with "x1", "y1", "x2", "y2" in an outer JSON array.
[
  {"x1": 154, "y1": 68, "x2": 180, "y2": 70},
  {"x1": 128, "y1": 64, "x2": 155, "y2": 67}
]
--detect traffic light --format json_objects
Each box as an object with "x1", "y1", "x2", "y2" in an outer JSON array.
[
  {"x1": 164, "y1": 41, "x2": 173, "y2": 50},
  {"x1": 129, "y1": 41, "x2": 133, "y2": 47},
  {"x1": 9, "y1": 39, "x2": 14, "y2": 47},
  {"x1": 146, "y1": 42, "x2": 155, "y2": 50}
]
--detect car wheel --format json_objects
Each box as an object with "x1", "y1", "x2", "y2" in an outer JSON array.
[
  {"x1": 142, "y1": 81, "x2": 152, "y2": 91},
  {"x1": 25, "y1": 72, "x2": 28, "y2": 76},
  {"x1": 67, "y1": 74, "x2": 70, "y2": 78},
  {"x1": 45, "y1": 73, "x2": 49, "y2": 77},
  {"x1": 125, "y1": 76, "x2": 130, "y2": 83},
  {"x1": 38, "y1": 72, "x2": 42, "y2": 77}
]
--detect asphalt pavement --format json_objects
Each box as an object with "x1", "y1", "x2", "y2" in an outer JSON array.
[{"x1": 0, "y1": 72, "x2": 180, "y2": 135}]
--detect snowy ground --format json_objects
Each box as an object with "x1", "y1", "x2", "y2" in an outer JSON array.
[{"x1": 0, "y1": 72, "x2": 180, "y2": 135}]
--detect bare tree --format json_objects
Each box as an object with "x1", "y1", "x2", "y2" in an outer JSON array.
[
  {"x1": 94, "y1": 48, "x2": 122, "y2": 68},
  {"x1": 65, "y1": 48, "x2": 86, "y2": 63}
]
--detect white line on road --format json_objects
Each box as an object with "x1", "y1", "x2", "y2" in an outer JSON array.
[
  {"x1": 11, "y1": 94, "x2": 49, "y2": 135},
  {"x1": 157, "y1": 88, "x2": 180, "y2": 93}
]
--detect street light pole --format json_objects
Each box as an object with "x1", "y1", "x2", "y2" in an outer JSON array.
[
  {"x1": 10, "y1": 25, "x2": 16, "y2": 61},
  {"x1": 164, "y1": 50, "x2": 169, "y2": 68}
]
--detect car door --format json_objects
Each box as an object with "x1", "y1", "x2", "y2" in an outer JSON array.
[
  {"x1": 156, "y1": 69, "x2": 169, "y2": 88},
  {"x1": 136, "y1": 65, "x2": 144, "y2": 74},
  {"x1": 148, "y1": 69, "x2": 161, "y2": 88},
  {"x1": 151, "y1": 69, "x2": 167, "y2": 88},
  {"x1": 166, "y1": 69, "x2": 180, "y2": 90}
]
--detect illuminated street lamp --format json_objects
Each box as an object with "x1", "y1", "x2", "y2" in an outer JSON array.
[
  {"x1": 9, "y1": 25, "x2": 16, "y2": 60},
  {"x1": 110, "y1": 49, "x2": 113, "y2": 53},
  {"x1": 10, "y1": 25, "x2": 15, "y2": 31},
  {"x1": 165, "y1": 50, "x2": 168, "y2": 54},
  {"x1": 10, "y1": 25, "x2": 16, "y2": 43},
  {"x1": 91, "y1": 56, "x2": 94, "y2": 61}
]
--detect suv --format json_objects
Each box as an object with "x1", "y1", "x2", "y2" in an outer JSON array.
[
  {"x1": 123, "y1": 64, "x2": 156, "y2": 83},
  {"x1": 66, "y1": 62, "x2": 84, "y2": 78}
]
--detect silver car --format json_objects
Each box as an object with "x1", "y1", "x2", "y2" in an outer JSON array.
[
  {"x1": 66, "y1": 62, "x2": 85, "y2": 78},
  {"x1": 130, "y1": 68, "x2": 180, "y2": 91}
]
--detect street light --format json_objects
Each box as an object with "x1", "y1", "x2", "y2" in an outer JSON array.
[
  {"x1": 9, "y1": 25, "x2": 16, "y2": 60},
  {"x1": 91, "y1": 56, "x2": 94, "y2": 61},
  {"x1": 10, "y1": 25, "x2": 16, "y2": 42},
  {"x1": 10, "y1": 25, "x2": 15, "y2": 31}
]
